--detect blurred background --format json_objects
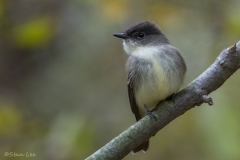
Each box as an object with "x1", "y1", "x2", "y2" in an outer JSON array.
[{"x1": 0, "y1": 0, "x2": 240, "y2": 160}]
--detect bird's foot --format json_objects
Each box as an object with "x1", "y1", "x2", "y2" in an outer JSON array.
[
  {"x1": 144, "y1": 104, "x2": 157, "y2": 120},
  {"x1": 167, "y1": 93, "x2": 175, "y2": 100}
]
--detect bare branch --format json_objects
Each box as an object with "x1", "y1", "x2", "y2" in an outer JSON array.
[{"x1": 86, "y1": 41, "x2": 240, "y2": 160}]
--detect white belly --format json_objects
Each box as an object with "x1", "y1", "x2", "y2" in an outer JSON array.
[{"x1": 134, "y1": 56, "x2": 181, "y2": 117}]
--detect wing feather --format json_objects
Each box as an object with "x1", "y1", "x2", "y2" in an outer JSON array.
[{"x1": 127, "y1": 76, "x2": 141, "y2": 121}]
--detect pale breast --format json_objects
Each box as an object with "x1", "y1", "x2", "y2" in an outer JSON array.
[
  {"x1": 135, "y1": 57, "x2": 179, "y2": 116},
  {"x1": 126, "y1": 45, "x2": 185, "y2": 116}
]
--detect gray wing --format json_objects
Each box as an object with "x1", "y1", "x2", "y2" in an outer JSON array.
[
  {"x1": 127, "y1": 75, "x2": 141, "y2": 121},
  {"x1": 128, "y1": 75, "x2": 149, "y2": 153}
]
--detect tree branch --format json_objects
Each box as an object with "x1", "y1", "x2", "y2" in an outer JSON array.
[{"x1": 86, "y1": 41, "x2": 240, "y2": 160}]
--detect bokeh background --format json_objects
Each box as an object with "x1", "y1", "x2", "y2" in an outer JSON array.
[{"x1": 0, "y1": 0, "x2": 240, "y2": 160}]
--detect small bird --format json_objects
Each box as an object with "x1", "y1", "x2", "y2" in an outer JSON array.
[{"x1": 113, "y1": 21, "x2": 186, "y2": 153}]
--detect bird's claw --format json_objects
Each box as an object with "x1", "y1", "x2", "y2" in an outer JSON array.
[{"x1": 144, "y1": 104, "x2": 157, "y2": 120}]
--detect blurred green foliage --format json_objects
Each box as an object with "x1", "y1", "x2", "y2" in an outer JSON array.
[
  {"x1": 11, "y1": 17, "x2": 54, "y2": 48},
  {"x1": 0, "y1": 0, "x2": 240, "y2": 160},
  {"x1": 0, "y1": 100, "x2": 22, "y2": 136}
]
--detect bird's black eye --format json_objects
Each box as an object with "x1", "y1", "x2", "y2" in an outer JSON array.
[{"x1": 137, "y1": 32, "x2": 145, "y2": 38}]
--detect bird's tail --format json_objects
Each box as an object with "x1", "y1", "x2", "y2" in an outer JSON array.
[{"x1": 132, "y1": 140, "x2": 149, "y2": 154}]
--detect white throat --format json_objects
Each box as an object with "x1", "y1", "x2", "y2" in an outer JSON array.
[{"x1": 123, "y1": 40, "x2": 161, "y2": 59}]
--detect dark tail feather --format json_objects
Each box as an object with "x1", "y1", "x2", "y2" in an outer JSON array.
[{"x1": 132, "y1": 140, "x2": 149, "y2": 154}]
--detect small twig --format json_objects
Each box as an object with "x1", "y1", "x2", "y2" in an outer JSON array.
[{"x1": 202, "y1": 95, "x2": 213, "y2": 105}]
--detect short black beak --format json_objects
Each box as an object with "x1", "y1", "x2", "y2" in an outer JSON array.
[{"x1": 113, "y1": 32, "x2": 128, "y2": 39}]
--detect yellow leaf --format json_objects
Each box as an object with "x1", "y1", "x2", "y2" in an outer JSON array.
[
  {"x1": 11, "y1": 16, "x2": 54, "y2": 49},
  {"x1": 100, "y1": 1, "x2": 129, "y2": 21},
  {"x1": 146, "y1": 2, "x2": 183, "y2": 29}
]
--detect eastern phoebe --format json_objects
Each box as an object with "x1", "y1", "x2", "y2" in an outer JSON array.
[{"x1": 113, "y1": 21, "x2": 186, "y2": 153}]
